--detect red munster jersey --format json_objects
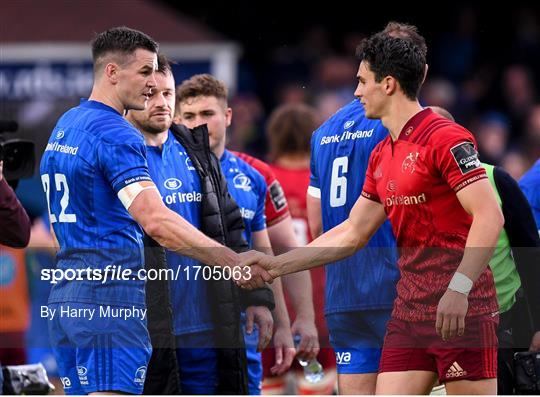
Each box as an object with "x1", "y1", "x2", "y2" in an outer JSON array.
[
  {"x1": 233, "y1": 152, "x2": 290, "y2": 226},
  {"x1": 361, "y1": 108, "x2": 498, "y2": 322}
]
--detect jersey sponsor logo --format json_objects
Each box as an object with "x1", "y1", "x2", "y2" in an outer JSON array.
[
  {"x1": 56, "y1": 130, "x2": 65, "y2": 139},
  {"x1": 60, "y1": 377, "x2": 72, "y2": 388},
  {"x1": 134, "y1": 366, "x2": 147, "y2": 384},
  {"x1": 164, "y1": 178, "x2": 182, "y2": 190},
  {"x1": 343, "y1": 120, "x2": 355, "y2": 129},
  {"x1": 45, "y1": 141, "x2": 79, "y2": 155},
  {"x1": 385, "y1": 193, "x2": 427, "y2": 207},
  {"x1": 450, "y1": 142, "x2": 481, "y2": 174},
  {"x1": 445, "y1": 361, "x2": 467, "y2": 378},
  {"x1": 240, "y1": 207, "x2": 256, "y2": 220},
  {"x1": 401, "y1": 152, "x2": 419, "y2": 174},
  {"x1": 233, "y1": 173, "x2": 252, "y2": 191},
  {"x1": 320, "y1": 128, "x2": 374, "y2": 145},
  {"x1": 335, "y1": 351, "x2": 351, "y2": 365},
  {"x1": 77, "y1": 365, "x2": 89, "y2": 385},
  {"x1": 386, "y1": 180, "x2": 397, "y2": 192},
  {"x1": 269, "y1": 180, "x2": 287, "y2": 211},
  {"x1": 162, "y1": 191, "x2": 202, "y2": 205}
]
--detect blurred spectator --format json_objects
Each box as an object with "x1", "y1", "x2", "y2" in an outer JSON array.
[
  {"x1": 501, "y1": 151, "x2": 530, "y2": 180},
  {"x1": 524, "y1": 104, "x2": 540, "y2": 161},
  {"x1": 475, "y1": 111, "x2": 510, "y2": 165},
  {"x1": 420, "y1": 78, "x2": 458, "y2": 112},
  {"x1": 314, "y1": 92, "x2": 350, "y2": 122},
  {"x1": 502, "y1": 65, "x2": 537, "y2": 135},
  {"x1": 433, "y1": 6, "x2": 478, "y2": 82},
  {"x1": 227, "y1": 93, "x2": 266, "y2": 157}
]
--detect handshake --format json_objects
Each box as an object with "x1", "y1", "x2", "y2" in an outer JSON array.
[{"x1": 235, "y1": 250, "x2": 282, "y2": 290}]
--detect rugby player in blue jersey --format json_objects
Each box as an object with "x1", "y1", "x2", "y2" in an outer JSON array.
[
  {"x1": 40, "y1": 28, "x2": 245, "y2": 395},
  {"x1": 307, "y1": 98, "x2": 398, "y2": 394},
  {"x1": 128, "y1": 65, "x2": 293, "y2": 394}
]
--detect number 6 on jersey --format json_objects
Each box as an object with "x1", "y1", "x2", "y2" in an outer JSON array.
[{"x1": 330, "y1": 156, "x2": 348, "y2": 207}]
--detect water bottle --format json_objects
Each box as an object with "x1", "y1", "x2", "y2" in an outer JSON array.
[{"x1": 294, "y1": 334, "x2": 324, "y2": 383}]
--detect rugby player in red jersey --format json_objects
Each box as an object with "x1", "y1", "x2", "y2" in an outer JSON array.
[{"x1": 238, "y1": 23, "x2": 503, "y2": 395}]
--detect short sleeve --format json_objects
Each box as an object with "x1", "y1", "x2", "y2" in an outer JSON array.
[
  {"x1": 432, "y1": 127, "x2": 486, "y2": 192},
  {"x1": 308, "y1": 133, "x2": 321, "y2": 199},
  {"x1": 97, "y1": 136, "x2": 152, "y2": 194},
  {"x1": 361, "y1": 147, "x2": 381, "y2": 203}
]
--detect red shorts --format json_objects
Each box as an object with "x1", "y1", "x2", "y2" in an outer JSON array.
[{"x1": 379, "y1": 314, "x2": 498, "y2": 383}]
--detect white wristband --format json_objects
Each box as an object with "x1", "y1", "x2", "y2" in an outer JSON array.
[{"x1": 448, "y1": 272, "x2": 473, "y2": 296}]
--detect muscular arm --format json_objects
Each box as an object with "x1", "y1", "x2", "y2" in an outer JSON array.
[
  {"x1": 270, "y1": 196, "x2": 387, "y2": 277},
  {"x1": 454, "y1": 179, "x2": 504, "y2": 282},
  {"x1": 128, "y1": 187, "x2": 239, "y2": 268},
  {"x1": 267, "y1": 216, "x2": 315, "y2": 324}
]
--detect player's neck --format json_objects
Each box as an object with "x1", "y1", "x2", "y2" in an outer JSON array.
[
  {"x1": 383, "y1": 99, "x2": 423, "y2": 141},
  {"x1": 142, "y1": 131, "x2": 168, "y2": 148},
  {"x1": 89, "y1": 84, "x2": 124, "y2": 115},
  {"x1": 275, "y1": 155, "x2": 310, "y2": 169}
]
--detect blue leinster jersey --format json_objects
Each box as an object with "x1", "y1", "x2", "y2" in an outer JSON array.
[
  {"x1": 519, "y1": 159, "x2": 540, "y2": 232},
  {"x1": 221, "y1": 150, "x2": 267, "y2": 246},
  {"x1": 309, "y1": 99, "x2": 399, "y2": 313},
  {"x1": 145, "y1": 131, "x2": 212, "y2": 335},
  {"x1": 39, "y1": 100, "x2": 152, "y2": 307}
]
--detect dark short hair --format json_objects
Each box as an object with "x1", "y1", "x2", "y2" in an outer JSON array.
[
  {"x1": 356, "y1": 23, "x2": 427, "y2": 100},
  {"x1": 157, "y1": 53, "x2": 172, "y2": 75},
  {"x1": 266, "y1": 103, "x2": 319, "y2": 161},
  {"x1": 91, "y1": 26, "x2": 158, "y2": 70},
  {"x1": 175, "y1": 74, "x2": 228, "y2": 113}
]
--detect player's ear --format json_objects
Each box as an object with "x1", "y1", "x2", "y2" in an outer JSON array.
[
  {"x1": 384, "y1": 76, "x2": 397, "y2": 95},
  {"x1": 225, "y1": 107, "x2": 233, "y2": 127},
  {"x1": 105, "y1": 62, "x2": 120, "y2": 84}
]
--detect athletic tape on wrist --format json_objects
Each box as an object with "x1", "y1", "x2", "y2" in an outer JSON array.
[{"x1": 448, "y1": 271, "x2": 473, "y2": 296}]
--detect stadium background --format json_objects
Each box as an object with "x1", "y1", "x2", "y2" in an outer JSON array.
[{"x1": 0, "y1": 0, "x2": 539, "y2": 394}]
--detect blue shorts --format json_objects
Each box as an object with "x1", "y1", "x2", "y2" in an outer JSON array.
[
  {"x1": 326, "y1": 309, "x2": 391, "y2": 374},
  {"x1": 175, "y1": 313, "x2": 262, "y2": 395},
  {"x1": 48, "y1": 303, "x2": 151, "y2": 395}
]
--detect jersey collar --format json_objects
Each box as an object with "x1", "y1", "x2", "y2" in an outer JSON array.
[
  {"x1": 397, "y1": 107, "x2": 432, "y2": 142},
  {"x1": 80, "y1": 99, "x2": 122, "y2": 116}
]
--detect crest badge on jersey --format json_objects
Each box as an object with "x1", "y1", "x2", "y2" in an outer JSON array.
[
  {"x1": 343, "y1": 120, "x2": 355, "y2": 129},
  {"x1": 233, "y1": 173, "x2": 252, "y2": 191},
  {"x1": 402, "y1": 152, "x2": 420, "y2": 174}
]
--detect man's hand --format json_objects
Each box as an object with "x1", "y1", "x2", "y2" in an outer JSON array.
[
  {"x1": 529, "y1": 331, "x2": 540, "y2": 352},
  {"x1": 237, "y1": 251, "x2": 276, "y2": 289},
  {"x1": 246, "y1": 305, "x2": 273, "y2": 352},
  {"x1": 436, "y1": 289, "x2": 468, "y2": 341},
  {"x1": 270, "y1": 325, "x2": 296, "y2": 376},
  {"x1": 291, "y1": 316, "x2": 319, "y2": 361}
]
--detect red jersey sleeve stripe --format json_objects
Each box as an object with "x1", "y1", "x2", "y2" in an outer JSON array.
[{"x1": 361, "y1": 190, "x2": 380, "y2": 203}]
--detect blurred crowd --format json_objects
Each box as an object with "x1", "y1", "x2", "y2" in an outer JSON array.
[{"x1": 226, "y1": 6, "x2": 540, "y2": 179}]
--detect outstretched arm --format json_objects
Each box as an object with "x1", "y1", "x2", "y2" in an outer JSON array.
[{"x1": 239, "y1": 196, "x2": 386, "y2": 288}]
